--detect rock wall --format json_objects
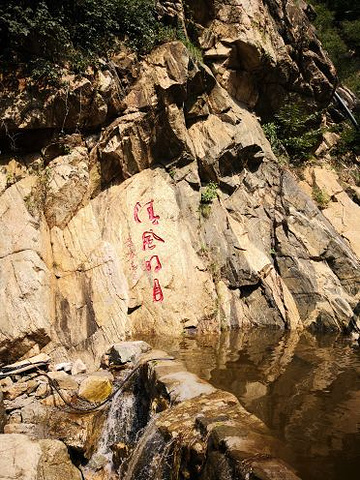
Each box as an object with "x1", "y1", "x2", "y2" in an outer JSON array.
[
  {"x1": 0, "y1": 1, "x2": 359, "y2": 363},
  {"x1": 187, "y1": 0, "x2": 336, "y2": 115}
]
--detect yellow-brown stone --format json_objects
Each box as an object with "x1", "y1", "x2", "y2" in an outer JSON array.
[{"x1": 78, "y1": 376, "x2": 113, "y2": 403}]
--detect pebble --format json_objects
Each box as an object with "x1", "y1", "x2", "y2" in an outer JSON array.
[
  {"x1": 71, "y1": 359, "x2": 87, "y2": 376},
  {"x1": 2, "y1": 382, "x2": 29, "y2": 401},
  {"x1": 55, "y1": 362, "x2": 73, "y2": 373},
  {"x1": 4, "y1": 394, "x2": 34, "y2": 411}
]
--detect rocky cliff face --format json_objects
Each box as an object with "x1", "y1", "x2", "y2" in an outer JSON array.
[{"x1": 0, "y1": 0, "x2": 359, "y2": 364}]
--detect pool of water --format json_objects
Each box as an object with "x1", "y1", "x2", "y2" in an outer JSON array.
[{"x1": 138, "y1": 330, "x2": 360, "y2": 480}]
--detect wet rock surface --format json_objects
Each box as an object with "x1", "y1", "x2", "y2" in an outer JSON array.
[{"x1": 82, "y1": 342, "x2": 301, "y2": 480}]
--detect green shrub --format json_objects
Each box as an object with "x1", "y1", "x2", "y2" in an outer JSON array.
[
  {"x1": 262, "y1": 122, "x2": 285, "y2": 159},
  {"x1": 310, "y1": 1, "x2": 360, "y2": 96},
  {"x1": 342, "y1": 19, "x2": 360, "y2": 53},
  {"x1": 263, "y1": 96, "x2": 322, "y2": 163},
  {"x1": 199, "y1": 203, "x2": 211, "y2": 218},
  {"x1": 176, "y1": 29, "x2": 203, "y2": 63},
  {"x1": 201, "y1": 181, "x2": 218, "y2": 204},
  {"x1": 116, "y1": 0, "x2": 163, "y2": 53},
  {"x1": 312, "y1": 185, "x2": 330, "y2": 208},
  {"x1": 5, "y1": 171, "x2": 16, "y2": 187},
  {"x1": 168, "y1": 166, "x2": 177, "y2": 180},
  {"x1": 351, "y1": 168, "x2": 360, "y2": 186},
  {"x1": 24, "y1": 164, "x2": 52, "y2": 216},
  {"x1": 336, "y1": 121, "x2": 360, "y2": 155},
  {"x1": 199, "y1": 181, "x2": 218, "y2": 218}
]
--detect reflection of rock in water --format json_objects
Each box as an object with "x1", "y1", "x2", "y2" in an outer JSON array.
[{"x1": 261, "y1": 335, "x2": 360, "y2": 480}]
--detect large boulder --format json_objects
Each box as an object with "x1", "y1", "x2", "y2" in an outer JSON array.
[
  {"x1": 78, "y1": 375, "x2": 113, "y2": 403},
  {"x1": 106, "y1": 341, "x2": 151, "y2": 366},
  {"x1": 0, "y1": 434, "x2": 82, "y2": 480}
]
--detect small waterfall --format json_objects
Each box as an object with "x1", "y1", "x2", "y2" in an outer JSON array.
[
  {"x1": 85, "y1": 369, "x2": 151, "y2": 478},
  {"x1": 99, "y1": 392, "x2": 138, "y2": 450},
  {"x1": 119, "y1": 416, "x2": 176, "y2": 480},
  {"x1": 85, "y1": 389, "x2": 137, "y2": 477}
]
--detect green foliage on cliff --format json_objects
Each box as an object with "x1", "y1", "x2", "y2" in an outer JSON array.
[
  {"x1": 310, "y1": 0, "x2": 360, "y2": 96},
  {"x1": 263, "y1": 97, "x2": 322, "y2": 163},
  {"x1": 0, "y1": 0, "x2": 165, "y2": 81},
  {"x1": 263, "y1": 2, "x2": 360, "y2": 164},
  {"x1": 201, "y1": 182, "x2": 218, "y2": 204},
  {"x1": 312, "y1": 185, "x2": 330, "y2": 208},
  {"x1": 336, "y1": 117, "x2": 360, "y2": 155},
  {"x1": 199, "y1": 182, "x2": 218, "y2": 218}
]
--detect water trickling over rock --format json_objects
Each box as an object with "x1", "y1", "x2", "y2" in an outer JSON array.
[
  {"x1": 120, "y1": 418, "x2": 175, "y2": 480},
  {"x1": 86, "y1": 391, "x2": 138, "y2": 477}
]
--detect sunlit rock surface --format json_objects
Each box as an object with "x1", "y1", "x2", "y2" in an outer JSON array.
[{"x1": 0, "y1": 434, "x2": 82, "y2": 480}]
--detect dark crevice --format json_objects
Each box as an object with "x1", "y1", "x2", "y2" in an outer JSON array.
[
  {"x1": 309, "y1": 255, "x2": 325, "y2": 262},
  {"x1": 0, "y1": 122, "x2": 107, "y2": 156},
  {"x1": 227, "y1": 284, "x2": 239, "y2": 291},
  {"x1": 185, "y1": 114, "x2": 209, "y2": 129},
  {"x1": 271, "y1": 249, "x2": 281, "y2": 277},
  {"x1": 239, "y1": 282, "x2": 260, "y2": 299},
  {"x1": 345, "y1": 187, "x2": 360, "y2": 207},
  {"x1": 128, "y1": 305, "x2": 142, "y2": 315},
  {"x1": 67, "y1": 446, "x2": 88, "y2": 468}
]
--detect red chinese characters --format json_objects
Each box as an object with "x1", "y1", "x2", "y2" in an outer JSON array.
[
  {"x1": 125, "y1": 237, "x2": 138, "y2": 274},
  {"x1": 133, "y1": 199, "x2": 165, "y2": 302},
  {"x1": 133, "y1": 200, "x2": 160, "y2": 225},
  {"x1": 133, "y1": 202, "x2": 142, "y2": 223},
  {"x1": 152, "y1": 279, "x2": 164, "y2": 302},
  {"x1": 142, "y1": 230, "x2": 165, "y2": 251},
  {"x1": 145, "y1": 255, "x2": 162, "y2": 272}
]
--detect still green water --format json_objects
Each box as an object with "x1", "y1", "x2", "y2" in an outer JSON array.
[{"x1": 139, "y1": 330, "x2": 360, "y2": 480}]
